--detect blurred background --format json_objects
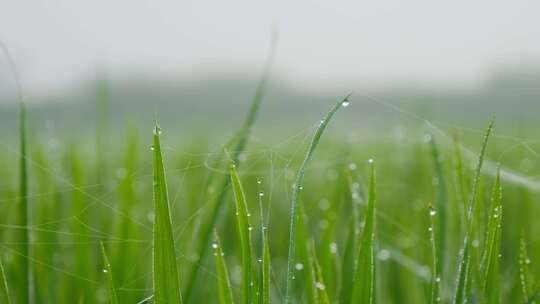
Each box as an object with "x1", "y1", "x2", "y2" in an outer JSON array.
[{"x1": 0, "y1": 0, "x2": 539, "y2": 139}]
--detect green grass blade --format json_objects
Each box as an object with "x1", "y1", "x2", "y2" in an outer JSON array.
[
  {"x1": 17, "y1": 102, "x2": 30, "y2": 304},
  {"x1": 480, "y1": 168, "x2": 502, "y2": 303},
  {"x1": 297, "y1": 204, "x2": 317, "y2": 304},
  {"x1": 520, "y1": 233, "x2": 532, "y2": 303},
  {"x1": 309, "y1": 240, "x2": 330, "y2": 304},
  {"x1": 213, "y1": 232, "x2": 235, "y2": 304},
  {"x1": 453, "y1": 120, "x2": 494, "y2": 304},
  {"x1": 100, "y1": 241, "x2": 119, "y2": 304},
  {"x1": 183, "y1": 37, "x2": 276, "y2": 302},
  {"x1": 284, "y1": 94, "x2": 350, "y2": 304},
  {"x1": 261, "y1": 229, "x2": 271, "y2": 304},
  {"x1": 429, "y1": 205, "x2": 440, "y2": 304},
  {"x1": 152, "y1": 124, "x2": 182, "y2": 304},
  {"x1": 230, "y1": 162, "x2": 254, "y2": 304},
  {"x1": 351, "y1": 159, "x2": 376, "y2": 304},
  {"x1": 428, "y1": 135, "x2": 447, "y2": 271},
  {"x1": 339, "y1": 171, "x2": 361, "y2": 304},
  {"x1": 453, "y1": 132, "x2": 468, "y2": 222},
  {"x1": 0, "y1": 259, "x2": 11, "y2": 304}
]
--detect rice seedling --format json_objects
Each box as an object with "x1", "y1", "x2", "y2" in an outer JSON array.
[
  {"x1": 453, "y1": 120, "x2": 494, "y2": 304},
  {"x1": 284, "y1": 94, "x2": 351, "y2": 304},
  {"x1": 152, "y1": 123, "x2": 182, "y2": 304},
  {"x1": 351, "y1": 159, "x2": 376, "y2": 304}
]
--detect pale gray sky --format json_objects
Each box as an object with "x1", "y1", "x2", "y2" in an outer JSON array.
[{"x1": 1, "y1": 0, "x2": 540, "y2": 94}]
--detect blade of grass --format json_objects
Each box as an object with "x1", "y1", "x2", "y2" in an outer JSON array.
[
  {"x1": 230, "y1": 162, "x2": 254, "y2": 304},
  {"x1": 339, "y1": 171, "x2": 361, "y2": 304},
  {"x1": 152, "y1": 124, "x2": 182, "y2": 304},
  {"x1": 261, "y1": 227, "x2": 271, "y2": 304},
  {"x1": 351, "y1": 159, "x2": 376, "y2": 304},
  {"x1": 520, "y1": 232, "x2": 532, "y2": 303},
  {"x1": 480, "y1": 168, "x2": 502, "y2": 303},
  {"x1": 100, "y1": 241, "x2": 119, "y2": 304},
  {"x1": 183, "y1": 33, "x2": 277, "y2": 303},
  {"x1": 429, "y1": 205, "x2": 440, "y2": 304},
  {"x1": 297, "y1": 204, "x2": 317, "y2": 304},
  {"x1": 0, "y1": 259, "x2": 11, "y2": 304},
  {"x1": 428, "y1": 135, "x2": 447, "y2": 273},
  {"x1": 453, "y1": 120, "x2": 494, "y2": 304},
  {"x1": 284, "y1": 94, "x2": 350, "y2": 304},
  {"x1": 213, "y1": 232, "x2": 235, "y2": 304},
  {"x1": 310, "y1": 240, "x2": 330, "y2": 304},
  {"x1": 17, "y1": 102, "x2": 31, "y2": 304}
]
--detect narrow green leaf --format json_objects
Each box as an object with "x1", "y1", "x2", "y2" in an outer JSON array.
[
  {"x1": 213, "y1": 232, "x2": 235, "y2": 304},
  {"x1": 284, "y1": 94, "x2": 350, "y2": 304},
  {"x1": 17, "y1": 102, "x2": 30, "y2": 304},
  {"x1": 429, "y1": 205, "x2": 440, "y2": 304},
  {"x1": 261, "y1": 229, "x2": 271, "y2": 304},
  {"x1": 0, "y1": 259, "x2": 11, "y2": 304},
  {"x1": 453, "y1": 120, "x2": 494, "y2": 304},
  {"x1": 428, "y1": 135, "x2": 447, "y2": 271},
  {"x1": 351, "y1": 159, "x2": 376, "y2": 304},
  {"x1": 230, "y1": 163, "x2": 254, "y2": 304},
  {"x1": 152, "y1": 124, "x2": 182, "y2": 304},
  {"x1": 339, "y1": 172, "x2": 361, "y2": 304},
  {"x1": 520, "y1": 233, "x2": 532, "y2": 304},
  {"x1": 100, "y1": 241, "x2": 119, "y2": 304},
  {"x1": 297, "y1": 204, "x2": 317, "y2": 304},
  {"x1": 310, "y1": 240, "x2": 330, "y2": 304},
  {"x1": 480, "y1": 169, "x2": 502, "y2": 303}
]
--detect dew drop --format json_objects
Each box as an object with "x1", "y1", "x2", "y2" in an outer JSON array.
[
  {"x1": 259, "y1": 192, "x2": 264, "y2": 197},
  {"x1": 329, "y1": 242, "x2": 338, "y2": 254},
  {"x1": 429, "y1": 209, "x2": 436, "y2": 216},
  {"x1": 102, "y1": 269, "x2": 108, "y2": 273},
  {"x1": 150, "y1": 146, "x2": 155, "y2": 151},
  {"x1": 368, "y1": 158, "x2": 374, "y2": 164},
  {"x1": 341, "y1": 99, "x2": 350, "y2": 107},
  {"x1": 212, "y1": 243, "x2": 218, "y2": 249},
  {"x1": 348, "y1": 163, "x2": 357, "y2": 171},
  {"x1": 295, "y1": 263, "x2": 304, "y2": 270},
  {"x1": 315, "y1": 282, "x2": 326, "y2": 290}
]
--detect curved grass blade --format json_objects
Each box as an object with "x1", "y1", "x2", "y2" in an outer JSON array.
[
  {"x1": 520, "y1": 233, "x2": 532, "y2": 304},
  {"x1": 480, "y1": 169, "x2": 502, "y2": 303},
  {"x1": 453, "y1": 120, "x2": 494, "y2": 304},
  {"x1": 0, "y1": 259, "x2": 11, "y2": 304},
  {"x1": 152, "y1": 124, "x2": 182, "y2": 304},
  {"x1": 213, "y1": 232, "x2": 235, "y2": 304},
  {"x1": 351, "y1": 159, "x2": 376, "y2": 304},
  {"x1": 230, "y1": 162, "x2": 254, "y2": 304},
  {"x1": 100, "y1": 241, "x2": 119, "y2": 304},
  {"x1": 309, "y1": 240, "x2": 330, "y2": 304},
  {"x1": 284, "y1": 94, "x2": 350, "y2": 304},
  {"x1": 183, "y1": 34, "x2": 277, "y2": 302}
]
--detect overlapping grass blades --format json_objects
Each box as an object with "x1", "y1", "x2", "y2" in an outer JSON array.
[
  {"x1": 152, "y1": 124, "x2": 182, "y2": 304},
  {"x1": 453, "y1": 120, "x2": 494, "y2": 304},
  {"x1": 230, "y1": 162, "x2": 255, "y2": 304},
  {"x1": 183, "y1": 36, "x2": 276, "y2": 302},
  {"x1": 213, "y1": 232, "x2": 235, "y2": 304},
  {"x1": 284, "y1": 94, "x2": 350, "y2": 304},
  {"x1": 100, "y1": 241, "x2": 119, "y2": 304},
  {"x1": 351, "y1": 159, "x2": 376, "y2": 304},
  {"x1": 519, "y1": 233, "x2": 532, "y2": 303}
]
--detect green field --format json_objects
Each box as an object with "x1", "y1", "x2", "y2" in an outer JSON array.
[{"x1": 1, "y1": 80, "x2": 540, "y2": 304}]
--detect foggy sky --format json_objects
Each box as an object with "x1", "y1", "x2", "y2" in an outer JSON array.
[{"x1": 1, "y1": 0, "x2": 540, "y2": 95}]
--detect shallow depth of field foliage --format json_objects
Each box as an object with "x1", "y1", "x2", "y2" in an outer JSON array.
[{"x1": 1, "y1": 81, "x2": 540, "y2": 304}]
